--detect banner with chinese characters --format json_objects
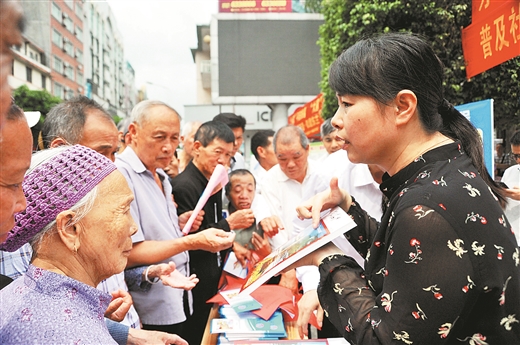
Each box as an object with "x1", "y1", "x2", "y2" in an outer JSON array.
[
  {"x1": 462, "y1": 0, "x2": 520, "y2": 79},
  {"x1": 219, "y1": 0, "x2": 291, "y2": 13},
  {"x1": 288, "y1": 93, "x2": 324, "y2": 138}
]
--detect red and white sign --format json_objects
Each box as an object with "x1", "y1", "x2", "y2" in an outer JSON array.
[
  {"x1": 288, "y1": 94, "x2": 324, "y2": 138},
  {"x1": 219, "y1": 0, "x2": 291, "y2": 13},
  {"x1": 462, "y1": 0, "x2": 520, "y2": 79}
]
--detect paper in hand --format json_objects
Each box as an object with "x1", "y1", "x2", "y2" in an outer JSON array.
[{"x1": 181, "y1": 164, "x2": 229, "y2": 235}]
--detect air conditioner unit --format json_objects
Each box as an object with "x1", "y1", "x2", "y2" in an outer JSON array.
[
  {"x1": 78, "y1": 87, "x2": 83, "y2": 93},
  {"x1": 62, "y1": 38, "x2": 68, "y2": 52},
  {"x1": 62, "y1": 13, "x2": 68, "y2": 26},
  {"x1": 77, "y1": 64, "x2": 83, "y2": 71}
]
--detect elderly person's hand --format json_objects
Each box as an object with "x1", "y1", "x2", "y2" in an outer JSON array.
[
  {"x1": 233, "y1": 242, "x2": 252, "y2": 267},
  {"x1": 258, "y1": 215, "x2": 284, "y2": 237},
  {"x1": 178, "y1": 210, "x2": 204, "y2": 232},
  {"x1": 226, "y1": 209, "x2": 255, "y2": 230},
  {"x1": 146, "y1": 261, "x2": 199, "y2": 290},
  {"x1": 127, "y1": 328, "x2": 188, "y2": 345},
  {"x1": 296, "y1": 177, "x2": 352, "y2": 228},
  {"x1": 251, "y1": 232, "x2": 271, "y2": 261},
  {"x1": 190, "y1": 228, "x2": 235, "y2": 252},
  {"x1": 105, "y1": 289, "x2": 134, "y2": 322}
]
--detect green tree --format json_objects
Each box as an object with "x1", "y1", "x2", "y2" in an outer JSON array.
[
  {"x1": 12, "y1": 84, "x2": 62, "y2": 122},
  {"x1": 318, "y1": 0, "x2": 519, "y2": 130}
]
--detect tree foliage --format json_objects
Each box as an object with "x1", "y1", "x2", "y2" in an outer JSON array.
[
  {"x1": 12, "y1": 85, "x2": 62, "y2": 122},
  {"x1": 317, "y1": 0, "x2": 519, "y2": 130}
]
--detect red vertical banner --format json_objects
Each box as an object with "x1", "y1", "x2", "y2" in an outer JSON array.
[
  {"x1": 288, "y1": 94, "x2": 324, "y2": 138},
  {"x1": 462, "y1": 0, "x2": 520, "y2": 79}
]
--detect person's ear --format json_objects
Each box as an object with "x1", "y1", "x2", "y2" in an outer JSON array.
[
  {"x1": 257, "y1": 146, "x2": 266, "y2": 159},
  {"x1": 49, "y1": 137, "x2": 68, "y2": 148},
  {"x1": 192, "y1": 141, "x2": 202, "y2": 157},
  {"x1": 128, "y1": 122, "x2": 138, "y2": 138},
  {"x1": 55, "y1": 210, "x2": 80, "y2": 253},
  {"x1": 394, "y1": 90, "x2": 418, "y2": 126}
]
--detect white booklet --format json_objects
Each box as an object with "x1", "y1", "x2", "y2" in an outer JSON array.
[{"x1": 239, "y1": 206, "x2": 356, "y2": 296}]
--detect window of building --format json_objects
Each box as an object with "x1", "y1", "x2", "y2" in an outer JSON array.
[
  {"x1": 75, "y1": 3, "x2": 83, "y2": 18},
  {"x1": 53, "y1": 55, "x2": 63, "y2": 73},
  {"x1": 26, "y1": 67, "x2": 32, "y2": 83},
  {"x1": 77, "y1": 71, "x2": 83, "y2": 86},
  {"x1": 52, "y1": 29, "x2": 62, "y2": 48},
  {"x1": 64, "y1": 65, "x2": 74, "y2": 80},
  {"x1": 75, "y1": 26, "x2": 83, "y2": 42},
  {"x1": 51, "y1": 2, "x2": 61, "y2": 20},
  {"x1": 63, "y1": 15, "x2": 74, "y2": 33},
  {"x1": 64, "y1": 0, "x2": 73, "y2": 9},
  {"x1": 63, "y1": 39, "x2": 74, "y2": 57},
  {"x1": 75, "y1": 48, "x2": 83, "y2": 62},
  {"x1": 54, "y1": 82, "x2": 63, "y2": 98},
  {"x1": 42, "y1": 75, "x2": 47, "y2": 90}
]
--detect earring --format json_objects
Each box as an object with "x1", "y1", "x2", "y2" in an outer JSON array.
[{"x1": 73, "y1": 244, "x2": 78, "y2": 254}]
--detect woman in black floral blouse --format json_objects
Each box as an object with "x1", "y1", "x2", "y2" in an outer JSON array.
[{"x1": 295, "y1": 33, "x2": 520, "y2": 344}]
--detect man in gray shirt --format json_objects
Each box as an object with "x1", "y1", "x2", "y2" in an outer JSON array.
[{"x1": 116, "y1": 100, "x2": 234, "y2": 336}]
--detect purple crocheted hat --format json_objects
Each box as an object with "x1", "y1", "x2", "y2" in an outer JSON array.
[{"x1": 0, "y1": 145, "x2": 117, "y2": 252}]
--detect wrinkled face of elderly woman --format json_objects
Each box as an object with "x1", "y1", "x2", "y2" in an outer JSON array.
[{"x1": 77, "y1": 170, "x2": 137, "y2": 281}]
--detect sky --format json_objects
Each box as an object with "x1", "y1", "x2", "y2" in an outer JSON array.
[{"x1": 106, "y1": 0, "x2": 219, "y2": 117}]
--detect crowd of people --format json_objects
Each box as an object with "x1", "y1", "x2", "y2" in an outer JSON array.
[{"x1": 1, "y1": 2, "x2": 519, "y2": 344}]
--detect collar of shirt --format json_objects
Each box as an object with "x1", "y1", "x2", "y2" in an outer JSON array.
[
  {"x1": 120, "y1": 146, "x2": 169, "y2": 182},
  {"x1": 380, "y1": 141, "x2": 463, "y2": 199}
]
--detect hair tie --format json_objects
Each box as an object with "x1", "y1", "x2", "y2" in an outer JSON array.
[{"x1": 438, "y1": 98, "x2": 453, "y2": 115}]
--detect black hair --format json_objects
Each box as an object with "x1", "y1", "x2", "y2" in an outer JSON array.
[
  {"x1": 510, "y1": 131, "x2": 520, "y2": 146},
  {"x1": 7, "y1": 98, "x2": 24, "y2": 121},
  {"x1": 250, "y1": 129, "x2": 275, "y2": 160},
  {"x1": 329, "y1": 32, "x2": 505, "y2": 203},
  {"x1": 41, "y1": 95, "x2": 112, "y2": 148},
  {"x1": 194, "y1": 120, "x2": 235, "y2": 147},
  {"x1": 213, "y1": 113, "x2": 246, "y2": 130},
  {"x1": 224, "y1": 169, "x2": 256, "y2": 196}
]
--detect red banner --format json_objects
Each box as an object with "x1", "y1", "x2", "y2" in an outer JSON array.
[
  {"x1": 462, "y1": 0, "x2": 520, "y2": 79},
  {"x1": 288, "y1": 94, "x2": 324, "y2": 138},
  {"x1": 472, "y1": 0, "x2": 510, "y2": 22},
  {"x1": 219, "y1": 0, "x2": 291, "y2": 13}
]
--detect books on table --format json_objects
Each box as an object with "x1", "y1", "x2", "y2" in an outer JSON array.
[
  {"x1": 211, "y1": 305, "x2": 286, "y2": 342},
  {"x1": 239, "y1": 207, "x2": 356, "y2": 296}
]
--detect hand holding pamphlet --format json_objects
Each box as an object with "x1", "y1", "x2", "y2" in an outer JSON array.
[
  {"x1": 239, "y1": 206, "x2": 356, "y2": 297},
  {"x1": 181, "y1": 164, "x2": 228, "y2": 235}
]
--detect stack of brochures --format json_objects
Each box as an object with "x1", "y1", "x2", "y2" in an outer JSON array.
[{"x1": 211, "y1": 305, "x2": 287, "y2": 344}]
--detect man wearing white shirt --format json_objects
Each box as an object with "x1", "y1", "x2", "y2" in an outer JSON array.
[
  {"x1": 261, "y1": 125, "x2": 330, "y2": 294},
  {"x1": 250, "y1": 129, "x2": 277, "y2": 189},
  {"x1": 502, "y1": 130, "x2": 520, "y2": 245}
]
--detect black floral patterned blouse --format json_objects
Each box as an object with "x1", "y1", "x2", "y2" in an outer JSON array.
[{"x1": 317, "y1": 142, "x2": 520, "y2": 345}]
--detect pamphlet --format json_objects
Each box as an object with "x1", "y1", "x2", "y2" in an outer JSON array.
[
  {"x1": 223, "y1": 251, "x2": 249, "y2": 279},
  {"x1": 221, "y1": 288, "x2": 262, "y2": 313},
  {"x1": 239, "y1": 207, "x2": 355, "y2": 296}
]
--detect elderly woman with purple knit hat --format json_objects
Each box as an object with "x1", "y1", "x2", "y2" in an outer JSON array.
[{"x1": 0, "y1": 145, "x2": 142, "y2": 344}]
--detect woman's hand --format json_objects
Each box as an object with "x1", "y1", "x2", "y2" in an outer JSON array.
[{"x1": 296, "y1": 177, "x2": 352, "y2": 228}]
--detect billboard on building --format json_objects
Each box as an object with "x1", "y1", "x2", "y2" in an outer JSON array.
[{"x1": 211, "y1": 13, "x2": 323, "y2": 105}]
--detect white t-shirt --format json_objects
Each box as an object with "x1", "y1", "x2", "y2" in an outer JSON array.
[{"x1": 502, "y1": 164, "x2": 520, "y2": 245}]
